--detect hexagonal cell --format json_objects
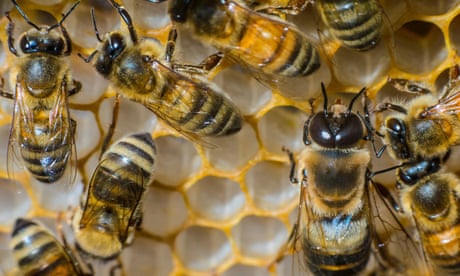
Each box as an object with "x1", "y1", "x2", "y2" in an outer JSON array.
[
  {"x1": 65, "y1": 1, "x2": 120, "y2": 49},
  {"x1": 121, "y1": 235, "x2": 173, "y2": 276},
  {"x1": 155, "y1": 136, "x2": 201, "y2": 187},
  {"x1": 142, "y1": 186, "x2": 188, "y2": 237},
  {"x1": 333, "y1": 42, "x2": 391, "y2": 87},
  {"x1": 204, "y1": 123, "x2": 259, "y2": 172},
  {"x1": 31, "y1": 174, "x2": 84, "y2": 212},
  {"x1": 213, "y1": 67, "x2": 272, "y2": 115},
  {"x1": 232, "y1": 215, "x2": 288, "y2": 259},
  {"x1": 277, "y1": 61, "x2": 331, "y2": 100},
  {"x1": 245, "y1": 161, "x2": 298, "y2": 212},
  {"x1": 258, "y1": 106, "x2": 307, "y2": 155},
  {"x1": 72, "y1": 109, "x2": 101, "y2": 160},
  {"x1": 222, "y1": 264, "x2": 270, "y2": 276},
  {"x1": 98, "y1": 97, "x2": 158, "y2": 143},
  {"x1": 69, "y1": 55, "x2": 109, "y2": 105},
  {"x1": 450, "y1": 14, "x2": 460, "y2": 56},
  {"x1": 175, "y1": 226, "x2": 232, "y2": 272},
  {"x1": 392, "y1": 21, "x2": 447, "y2": 74},
  {"x1": 124, "y1": 0, "x2": 170, "y2": 30},
  {"x1": 406, "y1": 0, "x2": 460, "y2": 15},
  {"x1": 0, "y1": 178, "x2": 31, "y2": 226},
  {"x1": 186, "y1": 176, "x2": 245, "y2": 222},
  {"x1": 172, "y1": 32, "x2": 215, "y2": 68}
]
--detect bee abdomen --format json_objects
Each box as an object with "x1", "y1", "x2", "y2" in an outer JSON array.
[
  {"x1": 20, "y1": 138, "x2": 72, "y2": 183},
  {"x1": 319, "y1": 0, "x2": 382, "y2": 51},
  {"x1": 161, "y1": 81, "x2": 242, "y2": 136},
  {"x1": 11, "y1": 219, "x2": 78, "y2": 276},
  {"x1": 421, "y1": 224, "x2": 460, "y2": 273},
  {"x1": 92, "y1": 133, "x2": 156, "y2": 208}
]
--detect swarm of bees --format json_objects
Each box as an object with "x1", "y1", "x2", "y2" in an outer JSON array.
[{"x1": 1, "y1": 0, "x2": 460, "y2": 275}]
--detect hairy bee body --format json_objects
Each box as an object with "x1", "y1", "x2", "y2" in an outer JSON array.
[
  {"x1": 316, "y1": 0, "x2": 383, "y2": 51},
  {"x1": 72, "y1": 133, "x2": 156, "y2": 259},
  {"x1": 10, "y1": 218, "x2": 84, "y2": 276},
  {"x1": 298, "y1": 148, "x2": 371, "y2": 275},
  {"x1": 86, "y1": 0, "x2": 242, "y2": 139},
  {"x1": 168, "y1": 0, "x2": 320, "y2": 78},
  {"x1": 5, "y1": 0, "x2": 80, "y2": 184},
  {"x1": 288, "y1": 85, "x2": 374, "y2": 275}
]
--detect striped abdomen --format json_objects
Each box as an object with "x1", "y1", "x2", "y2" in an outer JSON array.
[
  {"x1": 317, "y1": 0, "x2": 383, "y2": 51},
  {"x1": 148, "y1": 68, "x2": 242, "y2": 136},
  {"x1": 18, "y1": 118, "x2": 74, "y2": 183},
  {"x1": 229, "y1": 2, "x2": 320, "y2": 76},
  {"x1": 407, "y1": 173, "x2": 460, "y2": 274},
  {"x1": 10, "y1": 218, "x2": 81, "y2": 276},
  {"x1": 90, "y1": 133, "x2": 156, "y2": 210},
  {"x1": 303, "y1": 209, "x2": 371, "y2": 275}
]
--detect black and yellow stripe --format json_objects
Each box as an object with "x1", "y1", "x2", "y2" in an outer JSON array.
[
  {"x1": 10, "y1": 218, "x2": 82, "y2": 276},
  {"x1": 317, "y1": 0, "x2": 383, "y2": 51}
]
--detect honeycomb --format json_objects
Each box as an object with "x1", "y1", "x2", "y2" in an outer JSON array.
[{"x1": 0, "y1": 0, "x2": 459, "y2": 275}]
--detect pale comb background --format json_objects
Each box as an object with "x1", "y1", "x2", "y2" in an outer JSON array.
[{"x1": 0, "y1": 0, "x2": 459, "y2": 275}]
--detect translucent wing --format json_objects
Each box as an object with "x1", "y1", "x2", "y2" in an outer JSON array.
[
  {"x1": 423, "y1": 65, "x2": 460, "y2": 117},
  {"x1": 367, "y1": 179, "x2": 431, "y2": 275},
  {"x1": 141, "y1": 60, "x2": 242, "y2": 143}
]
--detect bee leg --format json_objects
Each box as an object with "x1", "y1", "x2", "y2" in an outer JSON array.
[
  {"x1": 387, "y1": 77, "x2": 431, "y2": 95},
  {"x1": 100, "y1": 94, "x2": 121, "y2": 159},
  {"x1": 164, "y1": 28, "x2": 178, "y2": 64},
  {"x1": 373, "y1": 102, "x2": 408, "y2": 114},
  {"x1": 5, "y1": 12, "x2": 18, "y2": 56},
  {"x1": 78, "y1": 51, "x2": 98, "y2": 63},
  {"x1": 282, "y1": 147, "x2": 299, "y2": 184},
  {"x1": 172, "y1": 52, "x2": 224, "y2": 75},
  {"x1": 369, "y1": 178, "x2": 402, "y2": 213},
  {"x1": 0, "y1": 77, "x2": 14, "y2": 100},
  {"x1": 108, "y1": 0, "x2": 138, "y2": 44},
  {"x1": 68, "y1": 80, "x2": 82, "y2": 96}
]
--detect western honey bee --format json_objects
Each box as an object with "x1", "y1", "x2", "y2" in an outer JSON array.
[
  {"x1": 2, "y1": 0, "x2": 81, "y2": 184},
  {"x1": 315, "y1": 0, "x2": 384, "y2": 51},
  {"x1": 72, "y1": 132, "x2": 156, "y2": 261},
  {"x1": 10, "y1": 218, "x2": 88, "y2": 276},
  {"x1": 373, "y1": 65, "x2": 460, "y2": 273},
  {"x1": 284, "y1": 84, "x2": 403, "y2": 275},
  {"x1": 376, "y1": 64, "x2": 460, "y2": 161},
  {"x1": 81, "y1": 0, "x2": 242, "y2": 144},
  {"x1": 161, "y1": 0, "x2": 321, "y2": 78}
]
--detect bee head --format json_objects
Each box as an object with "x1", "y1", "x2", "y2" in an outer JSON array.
[
  {"x1": 168, "y1": 0, "x2": 192, "y2": 23},
  {"x1": 94, "y1": 32, "x2": 126, "y2": 77},
  {"x1": 385, "y1": 117, "x2": 412, "y2": 160},
  {"x1": 19, "y1": 28, "x2": 66, "y2": 55},
  {"x1": 306, "y1": 84, "x2": 365, "y2": 149}
]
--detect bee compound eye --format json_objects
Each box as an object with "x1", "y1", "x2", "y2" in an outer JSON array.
[
  {"x1": 335, "y1": 114, "x2": 364, "y2": 148},
  {"x1": 309, "y1": 113, "x2": 334, "y2": 148}
]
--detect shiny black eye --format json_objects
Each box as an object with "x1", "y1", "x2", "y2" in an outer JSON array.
[
  {"x1": 308, "y1": 112, "x2": 364, "y2": 148},
  {"x1": 106, "y1": 33, "x2": 125, "y2": 59},
  {"x1": 398, "y1": 157, "x2": 441, "y2": 185},
  {"x1": 386, "y1": 118, "x2": 411, "y2": 159},
  {"x1": 169, "y1": 0, "x2": 192, "y2": 23},
  {"x1": 20, "y1": 35, "x2": 65, "y2": 55}
]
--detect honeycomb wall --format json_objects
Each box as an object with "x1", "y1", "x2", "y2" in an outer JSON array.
[{"x1": 0, "y1": 0, "x2": 459, "y2": 275}]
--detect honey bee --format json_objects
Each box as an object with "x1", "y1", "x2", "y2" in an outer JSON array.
[
  {"x1": 315, "y1": 0, "x2": 384, "y2": 51},
  {"x1": 373, "y1": 65, "x2": 460, "y2": 273},
  {"x1": 243, "y1": 0, "x2": 309, "y2": 14},
  {"x1": 3, "y1": 0, "x2": 81, "y2": 184},
  {"x1": 72, "y1": 132, "x2": 156, "y2": 261},
  {"x1": 376, "y1": 64, "x2": 460, "y2": 161},
  {"x1": 284, "y1": 84, "x2": 401, "y2": 275},
  {"x1": 81, "y1": 0, "x2": 242, "y2": 143},
  {"x1": 10, "y1": 218, "x2": 88, "y2": 276},
  {"x1": 162, "y1": 0, "x2": 321, "y2": 78}
]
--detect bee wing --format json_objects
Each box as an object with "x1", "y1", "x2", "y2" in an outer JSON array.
[
  {"x1": 424, "y1": 85, "x2": 460, "y2": 117},
  {"x1": 367, "y1": 180, "x2": 431, "y2": 274},
  {"x1": 144, "y1": 60, "x2": 240, "y2": 145},
  {"x1": 7, "y1": 80, "x2": 34, "y2": 179},
  {"x1": 81, "y1": 156, "x2": 146, "y2": 244}
]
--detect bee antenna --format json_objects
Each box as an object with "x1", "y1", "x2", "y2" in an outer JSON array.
[
  {"x1": 49, "y1": 0, "x2": 80, "y2": 31},
  {"x1": 90, "y1": 8, "x2": 103, "y2": 42},
  {"x1": 11, "y1": 0, "x2": 40, "y2": 30},
  {"x1": 320, "y1": 82, "x2": 328, "y2": 114},
  {"x1": 107, "y1": 0, "x2": 138, "y2": 44},
  {"x1": 348, "y1": 87, "x2": 366, "y2": 113}
]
